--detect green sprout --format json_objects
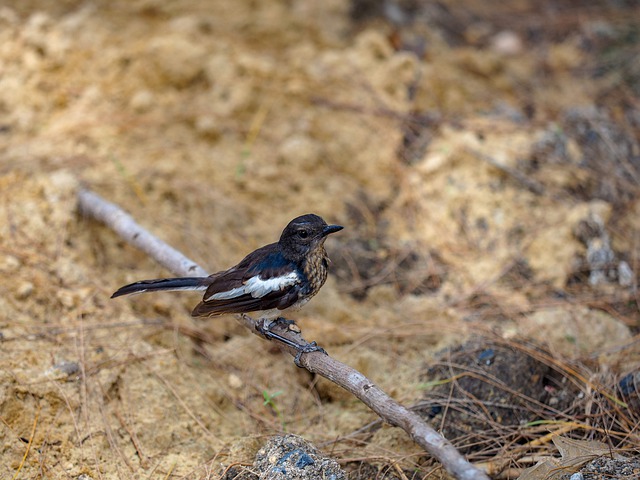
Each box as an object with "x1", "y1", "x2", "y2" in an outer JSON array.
[{"x1": 262, "y1": 390, "x2": 286, "y2": 431}]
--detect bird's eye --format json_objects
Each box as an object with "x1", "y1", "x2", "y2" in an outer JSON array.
[{"x1": 297, "y1": 229, "x2": 309, "y2": 239}]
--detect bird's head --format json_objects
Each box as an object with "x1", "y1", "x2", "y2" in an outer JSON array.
[{"x1": 279, "y1": 214, "x2": 343, "y2": 261}]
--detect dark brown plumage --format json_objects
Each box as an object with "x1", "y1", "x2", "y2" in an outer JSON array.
[{"x1": 112, "y1": 214, "x2": 343, "y2": 323}]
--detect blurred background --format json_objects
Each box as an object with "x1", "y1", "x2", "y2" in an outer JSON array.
[{"x1": 0, "y1": 0, "x2": 638, "y2": 478}]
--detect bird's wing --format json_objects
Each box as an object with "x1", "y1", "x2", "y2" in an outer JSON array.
[
  {"x1": 192, "y1": 247, "x2": 302, "y2": 317},
  {"x1": 204, "y1": 270, "x2": 300, "y2": 301},
  {"x1": 191, "y1": 287, "x2": 300, "y2": 317}
]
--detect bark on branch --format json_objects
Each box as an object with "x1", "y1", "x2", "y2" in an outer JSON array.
[{"x1": 77, "y1": 188, "x2": 489, "y2": 480}]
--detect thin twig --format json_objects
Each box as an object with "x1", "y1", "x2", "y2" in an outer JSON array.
[
  {"x1": 113, "y1": 409, "x2": 149, "y2": 469},
  {"x1": 77, "y1": 188, "x2": 490, "y2": 480},
  {"x1": 11, "y1": 405, "x2": 40, "y2": 480},
  {"x1": 153, "y1": 372, "x2": 215, "y2": 439}
]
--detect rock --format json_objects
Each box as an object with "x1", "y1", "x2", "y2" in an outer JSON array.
[
  {"x1": 490, "y1": 30, "x2": 523, "y2": 56},
  {"x1": 254, "y1": 434, "x2": 345, "y2": 480},
  {"x1": 564, "y1": 456, "x2": 640, "y2": 480},
  {"x1": 130, "y1": 90, "x2": 155, "y2": 112},
  {"x1": 522, "y1": 306, "x2": 631, "y2": 358},
  {"x1": 145, "y1": 35, "x2": 208, "y2": 87},
  {"x1": 15, "y1": 281, "x2": 34, "y2": 299}
]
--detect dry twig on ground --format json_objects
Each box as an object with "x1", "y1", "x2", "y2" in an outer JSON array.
[{"x1": 77, "y1": 188, "x2": 490, "y2": 480}]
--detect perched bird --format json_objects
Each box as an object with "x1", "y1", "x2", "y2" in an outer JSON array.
[{"x1": 112, "y1": 214, "x2": 343, "y2": 360}]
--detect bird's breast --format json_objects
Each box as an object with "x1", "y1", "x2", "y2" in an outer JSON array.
[{"x1": 301, "y1": 248, "x2": 329, "y2": 297}]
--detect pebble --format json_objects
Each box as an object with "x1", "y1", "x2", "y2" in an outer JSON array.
[
  {"x1": 0, "y1": 255, "x2": 20, "y2": 272},
  {"x1": 228, "y1": 373, "x2": 243, "y2": 389},
  {"x1": 130, "y1": 90, "x2": 155, "y2": 113},
  {"x1": 15, "y1": 281, "x2": 34, "y2": 299},
  {"x1": 490, "y1": 30, "x2": 523, "y2": 56}
]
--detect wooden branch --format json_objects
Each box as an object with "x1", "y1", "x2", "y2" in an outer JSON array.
[
  {"x1": 78, "y1": 190, "x2": 207, "y2": 278},
  {"x1": 77, "y1": 188, "x2": 490, "y2": 480}
]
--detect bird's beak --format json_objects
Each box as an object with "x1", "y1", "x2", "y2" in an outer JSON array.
[{"x1": 322, "y1": 224, "x2": 343, "y2": 237}]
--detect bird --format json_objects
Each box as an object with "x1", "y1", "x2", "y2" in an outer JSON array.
[{"x1": 112, "y1": 213, "x2": 343, "y2": 362}]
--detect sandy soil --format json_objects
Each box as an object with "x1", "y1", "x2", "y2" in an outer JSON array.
[{"x1": 0, "y1": 1, "x2": 638, "y2": 478}]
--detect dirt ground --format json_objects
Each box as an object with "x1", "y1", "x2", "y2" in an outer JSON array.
[{"x1": 0, "y1": 1, "x2": 639, "y2": 479}]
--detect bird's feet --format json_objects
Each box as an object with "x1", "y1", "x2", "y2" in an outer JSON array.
[
  {"x1": 270, "y1": 316, "x2": 297, "y2": 329},
  {"x1": 255, "y1": 317, "x2": 327, "y2": 367},
  {"x1": 293, "y1": 341, "x2": 327, "y2": 368},
  {"x1": 255, "y1": 317, "x2": 293, "y2": 338}
]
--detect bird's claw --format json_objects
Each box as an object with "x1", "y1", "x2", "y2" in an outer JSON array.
[
  {"x1": 272, "y1": 316, "x2": 296, "y2": 327},
  {"x1": 294, "y1": 341, "x2": 327, "y2": 368},
  {"x1": 255, "y1": 319, "x2": 327, "y2": 367},
  {"x1": 255, "y1": 317, "x2": 295, "y2": 338},
  {"x1": 254, "y1": 318, "x2": 270, "y2": 338}
]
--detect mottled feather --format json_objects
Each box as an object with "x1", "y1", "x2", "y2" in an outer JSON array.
[{"x1": 111, "y1": 214, "x2": 343, "y2": 320}]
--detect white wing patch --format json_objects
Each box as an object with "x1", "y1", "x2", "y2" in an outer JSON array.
[{"x1": 205, "y1": 271, "x2": 299, "y2": 302}]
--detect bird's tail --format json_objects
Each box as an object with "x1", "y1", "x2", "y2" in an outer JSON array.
[{"x1": 111, "y1": 277, "x2": 208, "y2": 298}]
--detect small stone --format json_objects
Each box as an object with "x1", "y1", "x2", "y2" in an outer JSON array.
[
  {"x1": 194, "y1": 115, "x2": 219, "y2": 138},
  {"x1": 618, "y1": 261, "x2": 633, "y2": 287},
  {"x1": 146, "y1": 35, "x2": 207, "y2": 87},
  {"x1": 0, "y1": 255, "x2": 20, "y2": 272},
  {"x1": 15, "y1": 281, "x2": 34, "y2": 299},
  {"x1": 56, "y1": 289, "x2": 77, "y2": 309},
  {"x1": 46, "y1": 360, "x2": 80, "y2": 380},
  {"x1": 130, "y1": 90, "x2": 155, "y2": 113},
  {"x1": 228, "y1": 373, "x2": 243, "y2": 389},
  {"x1": 255, "y1": 434, "x2": 345, "y2": 479},
  {"x1": 0, "y1": 6, "x2": 19, "y2": 24},
  {"x1": 54, "y1": 360, "x2": 80, "y2": 376},
  {"x1": 490, "y1": 30, "x2": 523, "y2": 56}
]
